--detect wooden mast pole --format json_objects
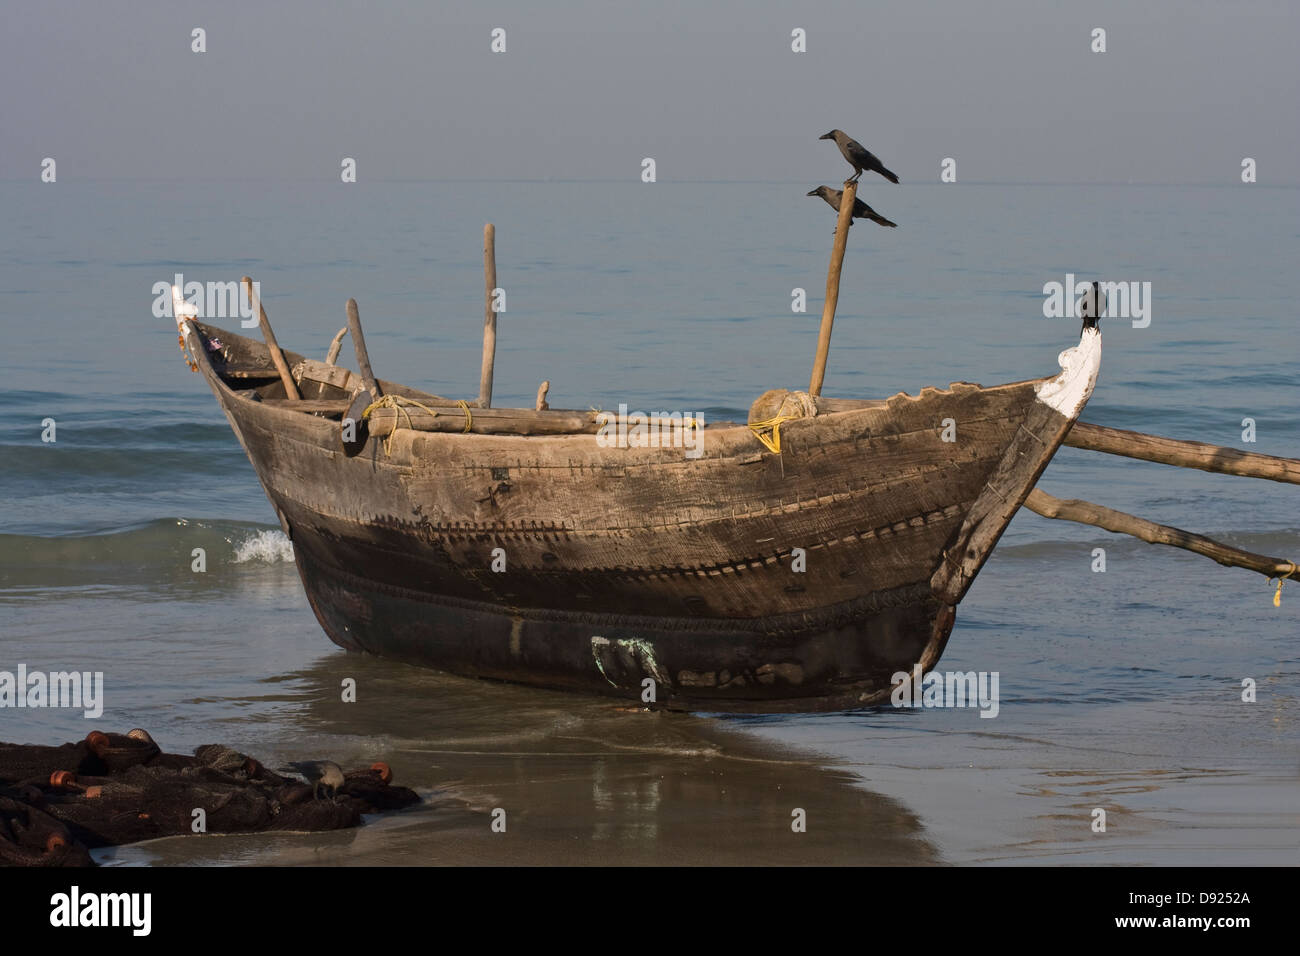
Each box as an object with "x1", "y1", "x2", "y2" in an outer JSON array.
[
  {"x1": 808, "y1": 181, "x2": 857, "y2": 397},
  {"x1": 478, "y1": 223, "x2": 498, "y2": 408}
]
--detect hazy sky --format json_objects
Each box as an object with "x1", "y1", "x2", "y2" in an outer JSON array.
[{"x1": 2, "y1": 0, "x2": 1297, "y2": 184}]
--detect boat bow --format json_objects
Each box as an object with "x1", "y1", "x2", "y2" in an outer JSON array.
[{"x1": 930, "y1": 326, "x2": 1101, "y2": 604}]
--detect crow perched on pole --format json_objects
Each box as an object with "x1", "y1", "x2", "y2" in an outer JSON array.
[
  {"x1": 807, "y1": 186, "x2": 898, "y2": 228},
  {"x1": 819, "y1": 130, "x2": 900, "y2": 184}
]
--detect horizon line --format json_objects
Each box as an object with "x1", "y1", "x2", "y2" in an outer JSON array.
[{"x1": 1, "y1": 177, "x2": 1295, "y2": 188}]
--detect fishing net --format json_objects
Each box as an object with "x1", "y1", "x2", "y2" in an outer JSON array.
[
  {"x1": 0, "y1": 731, "x2": 419, "y2": 866},
  {"x1": 0, "y1": 795, "x2": 93, "y2": 867}
]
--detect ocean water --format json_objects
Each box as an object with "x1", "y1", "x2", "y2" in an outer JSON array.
[{"x1": 0, "y1": 180, "x2": 1296, "y2": 864}]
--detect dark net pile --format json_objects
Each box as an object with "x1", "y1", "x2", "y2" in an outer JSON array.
[{"x1": 0, "y1": 731, "x2": 419, "y2": 866}]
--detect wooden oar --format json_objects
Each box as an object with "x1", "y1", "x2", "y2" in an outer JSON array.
[{"x1": 241, "y1": 276, "x2": 300, "y2": 400}]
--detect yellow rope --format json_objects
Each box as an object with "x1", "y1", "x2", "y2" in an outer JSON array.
[
  {"x1": 455, "y1": 399, "x2": 473, "y2": 433},
  {"x1": 360, "y1": 394, "x2": 450, "y2": 455},
  {"x1": 362, "y1": 393, "x2": 441, "y2": 426},
  {"x1": 1270, "y1": 561, "x2": 1298, "y2": 608},
  {"x1": 747, "y1": 414, "x2": 800, "y2": 454}
]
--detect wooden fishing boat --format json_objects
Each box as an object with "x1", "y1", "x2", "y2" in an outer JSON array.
[
  {"x1": 170, "y1": 165, "x2": 1297, "y2": 711},
  {"x1": 174, "y1": 283, "x2": 1102, "y2": 711}
]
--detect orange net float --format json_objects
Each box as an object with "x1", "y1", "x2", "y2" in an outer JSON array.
[{"x1": 48, "y1": 770, "x2": 79, "y2": 790}]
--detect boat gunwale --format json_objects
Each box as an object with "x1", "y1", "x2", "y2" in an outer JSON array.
[{"x1": 185, "y1": 319, "x2": 1062, "y2": 448}]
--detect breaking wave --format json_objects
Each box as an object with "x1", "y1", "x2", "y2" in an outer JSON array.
[
  {"x1": 0, "y1": 519, "x2": 299, "y2": 595},
  {"x1": 232, "y1": 529, "x2": 294, "y2": 564}
]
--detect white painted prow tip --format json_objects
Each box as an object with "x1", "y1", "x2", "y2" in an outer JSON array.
[
  {"x1": 1034, "y1": 326, "x2": 1101, "y2": 419},
  {"x1": 171, "y1": 284, "x2": 198, "y2": 330}
]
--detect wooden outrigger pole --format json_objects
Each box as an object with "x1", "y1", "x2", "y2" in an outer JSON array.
[
  {"x1": 1026, "y1": 423, "x2": 1298, "y2": 594},
  {"x1": 1063, "y1": 422, "x2": 1300, "y2": 485},
  {"x1": 1025, "y1": 488, "x2": 1295, "y2": 579}
]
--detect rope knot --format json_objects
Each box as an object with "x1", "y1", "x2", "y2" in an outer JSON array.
[
  {"x1": 746, "y1": 389, "x2": 817, "y2": 454},
  {"x1": 1270, "y1": 560, "x2": 1298, "y2": 608},
  {"x1": 359, "y1": 394, "x2": 470, "y2": 455}
]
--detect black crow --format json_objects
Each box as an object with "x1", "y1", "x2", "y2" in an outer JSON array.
[
  {"x1": 819, "y1": 130, "x2": 900, "y2": 184},
  {"x1": 807, "y1": 186, "x2": 898, "y2": 228}
]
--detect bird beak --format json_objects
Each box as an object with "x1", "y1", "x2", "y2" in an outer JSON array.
[
  {"x1": 818, "y1": 133, "x2": 833, "y2": 140},
  {"x1": 806, "y1": 189, "x2": 819, "y2": 196}
]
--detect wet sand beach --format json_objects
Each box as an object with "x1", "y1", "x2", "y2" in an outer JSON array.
[{"x1": 2, "y1": 522, "x2": 1296, "y2": 866}]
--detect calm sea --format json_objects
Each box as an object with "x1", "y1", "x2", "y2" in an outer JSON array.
[{"x1": 1, "y1": 180, "x2": 1296, "y2": 864}]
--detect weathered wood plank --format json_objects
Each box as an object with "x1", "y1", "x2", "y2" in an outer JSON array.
[
  {"x1": 294, "y1": 358, "x2": 354, "y2": 392},
  {"x1": 814, "y1": 396, "x2": 889, "y2": 413},
  {"x1": 259, "y1": 398, "x2": 352, "y2": 414},
  {"x1": 219, "y1": 366, "x2": 280, "y2": 380}
]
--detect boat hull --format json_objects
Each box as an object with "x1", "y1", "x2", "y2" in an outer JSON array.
[
  {"x1": 295, "y1": 539, "x2": 955, "y2": 712},
  {"x1": 180, "y1": 319, "x2": 1099, "y2": 712}
]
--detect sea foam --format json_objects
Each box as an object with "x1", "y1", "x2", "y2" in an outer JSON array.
[{"x1": 232, "y1": 530, "x2": 294, "y2": 564}]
